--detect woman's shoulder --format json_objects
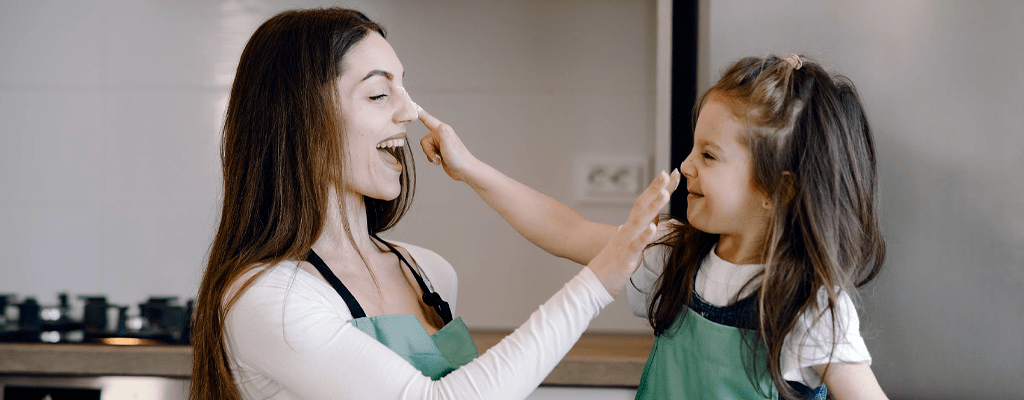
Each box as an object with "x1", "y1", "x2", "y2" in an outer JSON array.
[
  {"x1": 231, "y1": 260, "x2": 303, "y2": 292},
  {"x1": 225, "y1": 260, "x2": 339, "y2": 312},
  {"x1": 389, "y1": 241, "x2": 451, "y2": 268},
  {"x1": 387, "y1": 240, "x2": 458, "y2": 304}
]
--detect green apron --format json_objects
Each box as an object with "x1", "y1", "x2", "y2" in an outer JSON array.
[
  {"x1": 635, "y1": 300, "x2": 827, "y2": 400},
  {"x1": 307, "y1": 235, "x2": 479, "y2": 380},
  {"x1": 636, "y1": 308, "x2": 776, "y2": 400}
]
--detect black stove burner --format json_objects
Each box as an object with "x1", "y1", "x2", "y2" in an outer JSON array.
[{"x1": 0, "y1": 293, "x2": 193, "y2": 345}]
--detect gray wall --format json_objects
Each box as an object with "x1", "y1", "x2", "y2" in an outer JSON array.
[{"x1": 698, "y1": 1, "x2": 1023, "y2": 398}]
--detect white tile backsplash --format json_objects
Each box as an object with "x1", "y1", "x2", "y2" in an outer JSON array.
[
  {"x1": 0, "y1": 207, "x2": 103, "y2": 295},
  {"x1": 100, "y1": 91, "x2": 222, "y2": 207},
  {"x1": 0, "y1": 1, "x2": 104, "y2": 87},
  {"x1": 0, "y1": 0, "x2": 657, "y2": 336},
  {"x1": 0, "y1": 92, "x2": 104, "y2": 205}
]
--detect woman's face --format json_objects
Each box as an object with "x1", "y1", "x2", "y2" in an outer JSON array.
[{"x1": 335, "y1": 32, "x2": 417, "y2": 201}]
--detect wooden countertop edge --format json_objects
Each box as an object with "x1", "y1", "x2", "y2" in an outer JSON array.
[
  {"x1": 0, "y1": 331, "x2": 654, "y2": 387},
  {"x1": 0, "y1": 343, "x2": 191, "y2": 378}
]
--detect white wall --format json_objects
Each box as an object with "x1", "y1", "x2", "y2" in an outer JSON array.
[
  {"x1": 699, "y1": 1, "x2": 1024, "y2": 398},
  {"x1": 0, "y1": 0, "x2": 657, "y2": 333}
]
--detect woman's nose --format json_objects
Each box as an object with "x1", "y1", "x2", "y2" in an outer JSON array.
[{"x1": 393, "y1": 86, "x2": 417, "y2": 124}]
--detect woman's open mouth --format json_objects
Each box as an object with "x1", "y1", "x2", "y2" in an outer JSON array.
[
  {"x1": 377, "y1": 137, "x2": 405, "y2": 162},
  {"x1": 378, "y1": 139, "x2": 405, "y2": 171}
]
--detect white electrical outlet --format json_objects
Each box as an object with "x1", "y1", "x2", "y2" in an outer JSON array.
[{"x1": 573, "y1": 154, "x2": 649, "y2": 205}]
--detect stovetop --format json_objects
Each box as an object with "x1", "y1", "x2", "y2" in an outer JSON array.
[{"x1": 0, "y1": 293, "x2": 193, "y2": 345}]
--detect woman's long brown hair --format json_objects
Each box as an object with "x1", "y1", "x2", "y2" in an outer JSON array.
[
  {"x1": 189, "y1": 8, "x2": 415, "y2": 400},
  {"x1": 647, "y1": 55, "x2": 885, "y2": 400}
]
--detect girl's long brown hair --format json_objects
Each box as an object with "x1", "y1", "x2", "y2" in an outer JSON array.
[
  {"x1": 647, "y1": 55, "x2": 885, "y2": 399},
  {"x1": 189, "y1": 8, "x2": 414, "y2": 400}
]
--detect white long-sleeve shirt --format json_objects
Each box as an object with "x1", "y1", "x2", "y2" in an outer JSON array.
[{"x1": 224, "y1": 241, "x2": 613, "y2": 399}]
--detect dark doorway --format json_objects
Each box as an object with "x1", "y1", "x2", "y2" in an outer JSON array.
[{"x1": 670, "y1": 1, "x2": 699, "y2": 220}]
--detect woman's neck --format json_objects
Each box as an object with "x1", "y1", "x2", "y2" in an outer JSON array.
[{"x1": 312, "y1": 188, "x2": 378, "y2": 265}]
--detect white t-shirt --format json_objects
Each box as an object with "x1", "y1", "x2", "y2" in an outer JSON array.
[
  {"x1": 626, "y1": 229, "x2": 872, "y2": 388},
  {"x1": 224, "y1": 241, "x2": 614, "y2": 400}
]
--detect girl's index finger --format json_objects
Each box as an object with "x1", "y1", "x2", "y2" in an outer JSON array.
[{"x1": 418, "y1": 108, "x2": 444, "y2": 131}]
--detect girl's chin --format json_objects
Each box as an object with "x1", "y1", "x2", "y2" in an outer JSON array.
[{"x1": 685, "y1": 213, "x2": 709, "y2": 232}]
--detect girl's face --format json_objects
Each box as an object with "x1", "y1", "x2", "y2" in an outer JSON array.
[
  {"x1": 335, "y1": 32, "x2": 417, "y2": 201},
  {"x1": 681, "y1": 98, "x2": 771, "y2": 239}
]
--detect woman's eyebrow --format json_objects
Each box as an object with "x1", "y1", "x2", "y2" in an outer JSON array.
[
  {"x1": 361, "y1": 69, "x2": 394, "y2": 82},
  {"x1": 360, "y1": 69, "x2": 407, "y2": 82}
]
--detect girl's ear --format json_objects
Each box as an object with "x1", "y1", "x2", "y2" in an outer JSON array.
[
  {"x1": 780, "y1": 171, "x2": 796, "y2": 204},
  {"x1": 762, "y1": 172, "x2": 796, "y2": 211}
]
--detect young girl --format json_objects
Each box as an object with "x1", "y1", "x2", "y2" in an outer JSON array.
[{"x1": 418, "y1": 54, "x2": 889, "y2": 399}]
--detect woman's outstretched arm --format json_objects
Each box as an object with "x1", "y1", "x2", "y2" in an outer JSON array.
[{"x1": 227, "y1": 169, "x2": 678, "y2": 399}]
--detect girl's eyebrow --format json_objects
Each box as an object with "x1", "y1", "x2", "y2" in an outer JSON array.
[{"x1": 695, "y1": 138, "x2": 725, "y2": 153}]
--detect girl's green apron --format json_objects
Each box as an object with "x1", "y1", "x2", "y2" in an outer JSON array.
[
  {"x1": 635, "y1": 303, "x2": 827, "y2": 399},
  {"x1": 307, "y1": 234, "x2": 478, "y2": 380}
]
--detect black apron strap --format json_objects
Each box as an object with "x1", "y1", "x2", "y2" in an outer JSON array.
[
  {"x1": 306, "y1": 249, "x2": 366, "y2": 319},
  {"x1": 370, "y1": 234, "x2": 454, "y2": 324}
]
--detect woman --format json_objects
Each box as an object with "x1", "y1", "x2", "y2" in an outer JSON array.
[{"x1": 190, "y1": 8, "x2": 678, "y2": 400}]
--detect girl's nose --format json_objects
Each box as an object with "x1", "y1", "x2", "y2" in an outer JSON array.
[{"x1": 680, "y1": 151, "x2": 697, "y2": 179}]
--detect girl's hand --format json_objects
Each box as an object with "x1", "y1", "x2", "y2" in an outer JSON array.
[
  {"x1": 587, "y1": 169, "x2": 681, "y2": 296},
  {"x1": 417, "y1": 108, "x2": 477, "y2": 182}
]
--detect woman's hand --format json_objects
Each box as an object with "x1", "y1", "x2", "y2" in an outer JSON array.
[
  {"x1": 587, "y1": 169, "x2": 681, "y2": 296},
  {"x1": 417, "y1": 108, "x2": 478, "y2": 182}
]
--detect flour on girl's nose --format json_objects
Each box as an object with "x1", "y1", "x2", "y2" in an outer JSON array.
[{"x1": 398, "y1": 86, "x2": 422, "y2": 118}]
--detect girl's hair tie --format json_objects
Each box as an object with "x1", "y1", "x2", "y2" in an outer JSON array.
[{"x1": 784, "y1": 54, "x2": 803, "y2": 70}]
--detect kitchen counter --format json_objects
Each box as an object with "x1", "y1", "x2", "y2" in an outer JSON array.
[{"x1": 0, "y1": 331, "x2": 653, "y2": 387}]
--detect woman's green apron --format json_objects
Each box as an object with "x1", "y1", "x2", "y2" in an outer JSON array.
[{"x1": 306, "y1": 235, "x2": 478, "y2": 380}]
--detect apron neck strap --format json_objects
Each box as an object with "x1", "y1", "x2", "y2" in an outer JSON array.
[
  {"x1": 306, "y1": 249, "x2": 366, "y2": 319},
  {"x1": 370, "y1": 233, "x2": 454, "y2": 324},
  {"x1": 305, "y1": 235, "x2": 454, "y2": 324}
]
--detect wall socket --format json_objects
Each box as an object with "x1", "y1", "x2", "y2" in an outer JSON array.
[{"x1": 573, "y1": 154, "x2": 650, "y2": 205}]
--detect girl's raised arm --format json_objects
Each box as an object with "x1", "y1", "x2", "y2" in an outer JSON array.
[{"x1": 417, "y1": 109, "x2": 679, "y2": 266}]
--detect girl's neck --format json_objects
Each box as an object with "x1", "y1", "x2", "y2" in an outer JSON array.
[
  {"x1": 715, "y1": 232, "x2": 766, "y2": 265},
  {"x1": 312, "y1": 188, "x2": 378, "y2": 264}
]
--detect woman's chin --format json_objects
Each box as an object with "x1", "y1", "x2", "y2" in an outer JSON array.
[{"x1": 366, "y1": 187, "x2": 402, "y2": 202}]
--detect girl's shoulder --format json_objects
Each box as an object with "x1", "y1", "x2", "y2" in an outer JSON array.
[
  {"x1": 627, "y1": 220, "x2": 685, "y2": 317},
  {"x1": 658, "y1": 217, "x2": 685, "y2": 235},
  {"x1": 789, "y1": 287, "x2": 870, "y2": 358},
  {"x1": 783, "y1": 287, "x2": 872, "y2": 385},
  {"x1": 640, "y1": 218, "x2": 690, "y2": 272},
  {"x1": 805, "y1": 286, "x2": 860, "y2": 322}
]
